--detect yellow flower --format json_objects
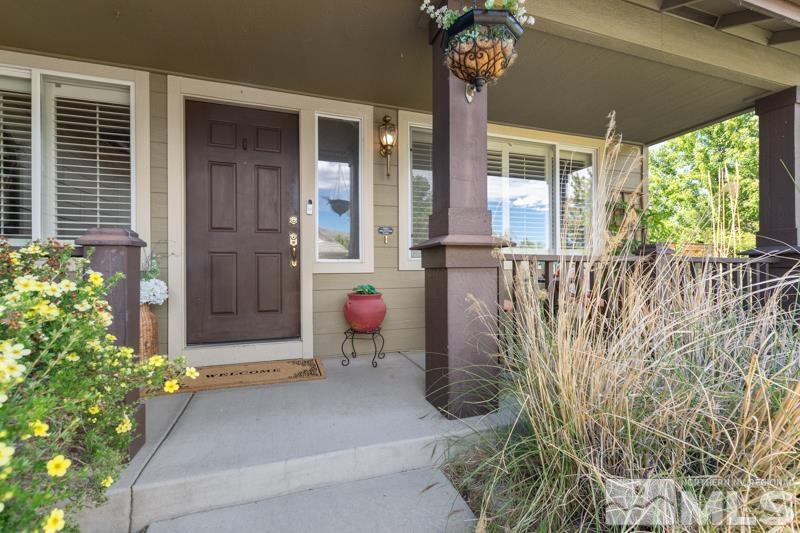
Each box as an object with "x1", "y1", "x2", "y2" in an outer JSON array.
[
  {"x1": 31, "y1": 301, "x2": 59, "y2": 320},
  {"x1": 3, "y1": 342, "x2": 30, "y2": 360},
  {"x1": 14, "y1": 275, "x2": 41, "y2": 293},
  {"x1": 87, "y1": 271, "x2": 104, "y2": 286},
  {"x1": 21, "y1": 243, "x2": 42, "y2": 256},
  {"x1": 65, "y1": 353, "x2": 80, "y2": 362},
  {"x1": 73, "y1": 300, "x2": 92, "y2": 312},
  {"x1": 119, "y1": 347, "x2": 134, "y2": 359},
  {"x1": 147, "y1": 355, "x2": 165, "y2": 368},
  {"x1": 0, "y1": 443, "x2": 14, "y2": 466},
  {"x1": 87, "y1": 405, "x2": 100, "y2": 415},
  {"x1": 46, "y1": 455, "x2": 71, "y2": 477},
  {"x1": 8, "y1": 251, "x2": 20, "y2": 265},
  {"x1": 185, "y1": 367, "x2": 199, "y2": 380},
  {"x1": 105, "y1": 333, "x2": 117, "y2": 342},
  {"x1": 115, "y1": 415, "x2": 132, "y2": 434},
  {"x1": 163, "y1": 379, "x2": 180, "y2": 394},
  {"x1": 42, "y1": 282, "x2": 61, "y2": 297},
  {"x1": 101, "y1": 476, "x2": 114, "y2": 488},
  {"x1": 99, "y1": 311, "x2": 113, "y2": 327},
  {"x1": 43, "y1": 508, "x2": 65, "y2": 533},
  {"x1": 4, "y1": 292, "x2": 20, "y2": 303},
  {"x1": 58, "y1": 279, "x2": 76, "y2": 292},
  {"x1": 0, "y1": 358, "x2": 26, "y2": 380},
  {"x1": 30, "y1": 420, "x2": 49, "y2": 437},
  {"x1": 2, "y1": 490, "x2": 12, "y2": 501}
]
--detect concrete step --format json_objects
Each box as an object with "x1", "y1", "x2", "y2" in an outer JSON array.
[
  {"x1": 78, "y1": 353, "x2": 498, "y2": 532},
  {"x1": 146, "y1": 469, "x2": 475, "y2": 533}
]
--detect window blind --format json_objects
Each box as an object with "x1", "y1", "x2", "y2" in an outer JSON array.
[
  {"x1": 508, "y1": 152, "x2": 546, "y2": 181},
  {"x1": 410, "y1": 129, "x2": 433, "y2": 256},
  {"x1": 0, "y1": 85, "x2": 32, "y2": 239},
  {"x1": 54, "y1": 96, "x2": 131, "y2": 240},
  {"x1": 559, "y1": 154, "x2": 592, "y2": 251}
]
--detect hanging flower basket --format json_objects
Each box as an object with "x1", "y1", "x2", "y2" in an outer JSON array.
[{"x1": 444, "y1": 9, "x2": 525, "y2": 92}]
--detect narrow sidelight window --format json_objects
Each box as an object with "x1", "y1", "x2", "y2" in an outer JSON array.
[
  {"x1": 316, "y1": 116, "x2": 361, "y2": 261},
  {"x1": 409, "y1": 126, "x2": 433, "y2": 259},
  {"x1": 558, "y1": 150, "x2": 594, "y2": 252}
]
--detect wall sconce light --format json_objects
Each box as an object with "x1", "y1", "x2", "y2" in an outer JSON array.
[{"x1": 378, "y1": 115, "x2": 397, "y2": 177}]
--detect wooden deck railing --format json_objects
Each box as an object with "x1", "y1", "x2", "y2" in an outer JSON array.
[{"x1": 503, "y1": 253, "x2": 780, "y2": 311}]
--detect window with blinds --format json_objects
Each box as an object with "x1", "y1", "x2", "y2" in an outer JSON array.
[
  {"x1": 0, "y1": 77, "x2": 32, "y2": 240},
  {"x1": 409, "y1": 127, "x2": 433, "y2": 258},
  {"x1": 488, "y1": 141, "x2": 552, "y2": 251},
  {"x1": 559, "y1": 152, "x2": 593, "y2": 251},
  {"x1": 48, "y1": 82, "x2": 132, "y2": 240},
  {"x1": 405, "y1": 126, "x2": 594, "y2": 258}
]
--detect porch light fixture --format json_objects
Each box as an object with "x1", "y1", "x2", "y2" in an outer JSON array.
[{"x1": 378, "y1": 115, "x2": 397, "y2": 177}]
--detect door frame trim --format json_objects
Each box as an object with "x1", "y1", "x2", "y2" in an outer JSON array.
[{"x1": 167, "y1": 75, "x2": 373, "y2": 366}]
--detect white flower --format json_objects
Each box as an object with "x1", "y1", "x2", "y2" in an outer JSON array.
[{"x1": 140, "y1": 278, "x2": 169, "y2": 306}]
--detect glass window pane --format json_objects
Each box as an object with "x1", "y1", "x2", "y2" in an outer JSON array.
[
  {"x1": 409, "y1": 127, "x2": 432, "y2": 259},
  {"x1": 0, "y1": 76, "x2": 32, "y2": 240},
  {"x1": 317, "y1": 116, "x2": 360, "y2": 260},
  {"x1": 489, "y1": 140, "x2": 552, "y2": 252},
  {"x1": 559, "y1": 151, "x2": 593, "y2": 251},
  {"x1": 44, "y1": 79, "x2": 132, "y2": 240}
]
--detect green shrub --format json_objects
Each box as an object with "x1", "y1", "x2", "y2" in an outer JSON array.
[{"x1": 0, "y1": 240, "x2": 193, "y2": 532}]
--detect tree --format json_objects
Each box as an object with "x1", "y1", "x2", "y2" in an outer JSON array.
[{"x1": 646, "y1": 112, "x2": 759, "y2": 255}]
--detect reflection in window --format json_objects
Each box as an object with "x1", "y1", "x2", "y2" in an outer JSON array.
[
  {"x1": 317, "y1": 116, "x2": 360, "y2": 260},
  {"x1": 488, "y1": 142, "x2": 552, "y2": 251},
  {"x1": 559, "y1": 151, "x2": 593, "y2": 251},
  {"x1": 409, "y1": 127, "x2": 432, "y2": 259}
]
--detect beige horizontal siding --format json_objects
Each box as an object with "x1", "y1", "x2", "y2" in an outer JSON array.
[
  {"x1": 145, "y1": 87, "x2": 645, "y2": 359},
  {"x1": 149, "y1": 73, "x2": 170, "y2": 356}
]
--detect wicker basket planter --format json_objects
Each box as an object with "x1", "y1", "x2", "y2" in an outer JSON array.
[
  {"x1": 444, "y1": 9, "x2": 524, "y2": 92},
  {"x1": 139, "y1": 303, "x2": 158, "y2": 360}
]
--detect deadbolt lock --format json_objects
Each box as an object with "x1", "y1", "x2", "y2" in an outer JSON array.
[{"x1": 289, "y1": 233, "x2": 298, "y2": 246}]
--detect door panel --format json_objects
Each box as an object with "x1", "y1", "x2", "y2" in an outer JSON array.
[{"x1": 186, "y1": 100, "x2": 300, "y2": 344}]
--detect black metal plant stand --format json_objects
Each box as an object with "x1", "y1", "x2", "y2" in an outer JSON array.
[{"x1": 341, "y1": 327, "x2": 385, "y2": 368}]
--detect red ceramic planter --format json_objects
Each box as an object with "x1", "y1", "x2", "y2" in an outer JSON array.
[{"x1": 343, "y1": 293, "x2": 387, "y2": 333}]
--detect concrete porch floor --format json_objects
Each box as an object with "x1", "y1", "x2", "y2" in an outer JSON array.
[{"x1": 78, "y1": 352, "x2": 494, "y2": 532}]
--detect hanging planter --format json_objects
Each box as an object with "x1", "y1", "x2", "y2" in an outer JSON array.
[
  {"x1": 444, "y1": 9, "x2": 524, "y2": 92},
  {"x1": 421, "y1": 1, "x2": 532, "y2": 96}
]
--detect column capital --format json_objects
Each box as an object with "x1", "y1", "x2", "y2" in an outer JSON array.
[{"x1": 76, "y1": 228, "x2": 146, "y2": 248}]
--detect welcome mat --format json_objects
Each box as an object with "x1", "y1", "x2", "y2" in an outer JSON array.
[{"x1": 180, "y1": 358, "x2": 326, "y2": 393}]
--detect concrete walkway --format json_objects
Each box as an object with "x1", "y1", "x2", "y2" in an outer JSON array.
[{"x1": 78, "y1": 352, "x2": 492, "y2": 532}]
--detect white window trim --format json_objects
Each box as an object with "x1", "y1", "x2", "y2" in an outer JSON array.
[
  {"x1": 314, "y1": 111, "x2": 374, "y2": 272},
  {"x1": 397, "y1": 110, "x2": 605, "y2": 270},
  {"x1": 0, "y1": 50, "x2": 150, "y2": 252}
]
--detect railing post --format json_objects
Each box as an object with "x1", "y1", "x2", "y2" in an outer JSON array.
[{"x1": 76, "y1": 228, "x2": 147, "y2": 458}]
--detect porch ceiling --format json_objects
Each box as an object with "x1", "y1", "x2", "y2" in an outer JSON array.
[{"x1": 0, "y1": 0, "x2": 789, "y2": 143}]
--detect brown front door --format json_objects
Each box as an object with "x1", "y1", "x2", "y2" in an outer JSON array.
[{"x1": 185, "y1": 100, "x2": 300, "y2": 344}]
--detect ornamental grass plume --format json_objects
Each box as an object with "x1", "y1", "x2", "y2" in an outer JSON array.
[
  {"x1": 0, "y1": 239, "x2": 196, "y2": 532},
  {"x1": 448, "y1": 114, "x2": 800, "y2": 531}
]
